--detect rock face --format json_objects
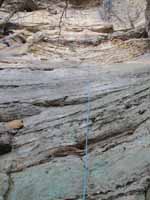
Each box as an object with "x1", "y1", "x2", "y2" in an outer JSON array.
[
  {"x1": 146, "y1": 0, "x2": 150, "y2": 36},
  {"x1": 0, "y1": 56, "x2": 150, "y2": 199},
  {"x1": 0, "y1": 173, "x2": 9, "y2": 200},
  {"x1": 0, "y1": 0, "x2": 150, "y2": 200},
  {"x1": 3, "y1": 0, "x2": 38, "y2": 11}
]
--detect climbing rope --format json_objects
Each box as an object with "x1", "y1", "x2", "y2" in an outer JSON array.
[
  {"x1": 82, "y1": 77, "x2": 91, "y2": 200},
  {"x1": 103, "y1": 0, "x2": 112, "y2": 21}
]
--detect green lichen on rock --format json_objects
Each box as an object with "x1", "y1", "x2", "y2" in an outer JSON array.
[{"x1": 8, "y1": 156, "x2": 83, "y2": 200}]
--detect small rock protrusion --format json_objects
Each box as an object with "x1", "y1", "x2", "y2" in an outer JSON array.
[
  {"x1": 138, "y1": 109, "x2": 146, "y2": 115},
  {"x1": 6, "y1": 120, "x2": 24, "y2": 130}
]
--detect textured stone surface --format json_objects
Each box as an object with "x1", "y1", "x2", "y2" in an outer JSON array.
[
  {"x1": 0, "y1": 173, "x2": 9, "y2": 200},
  {"x1": 0, "y1": 0, "x2": 149, "y2": 200},
  {"x1": 0, "y1": 56, "x2": 149, "y2": 199},
  {"x1": 8, "y1": 157, "x2": 83, "y2": 200},
  {"x1": 146, "y1": 0, "x2": 150, "y2": 36}
]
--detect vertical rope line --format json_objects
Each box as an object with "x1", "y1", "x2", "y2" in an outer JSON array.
[
  {"x1": 103, "y1": 0, "x2": 112, "y2": 21},
  {"x1": 82, "y1": 76, "x2": 91, "y2": 200}
]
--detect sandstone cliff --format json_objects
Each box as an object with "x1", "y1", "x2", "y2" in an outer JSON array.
[{"x1": 0, "y1": 1, "x2": 150, "y2": 200}]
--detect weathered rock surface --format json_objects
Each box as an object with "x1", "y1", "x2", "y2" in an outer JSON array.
[
  {"x1": 0, "y1": 173, "x2": 9, "y2": 200},
  {"x1": 146, "y1": 0, "x2": 150, "y2": 36},
  {"x1": 0, "y1": 0, "x2": 150, "y2": 200},
  {"x1": 0, "y1": 54, "x2": 150, "y2": 199}
]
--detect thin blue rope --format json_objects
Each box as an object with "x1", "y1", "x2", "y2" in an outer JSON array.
[{"x1": 82, "y1": 79, "x2": 91, "y2": 200}]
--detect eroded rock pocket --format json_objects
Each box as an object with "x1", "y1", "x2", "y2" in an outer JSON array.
[{"x1": 0, "y1": 132, "x2": 12, "y2": 155}]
